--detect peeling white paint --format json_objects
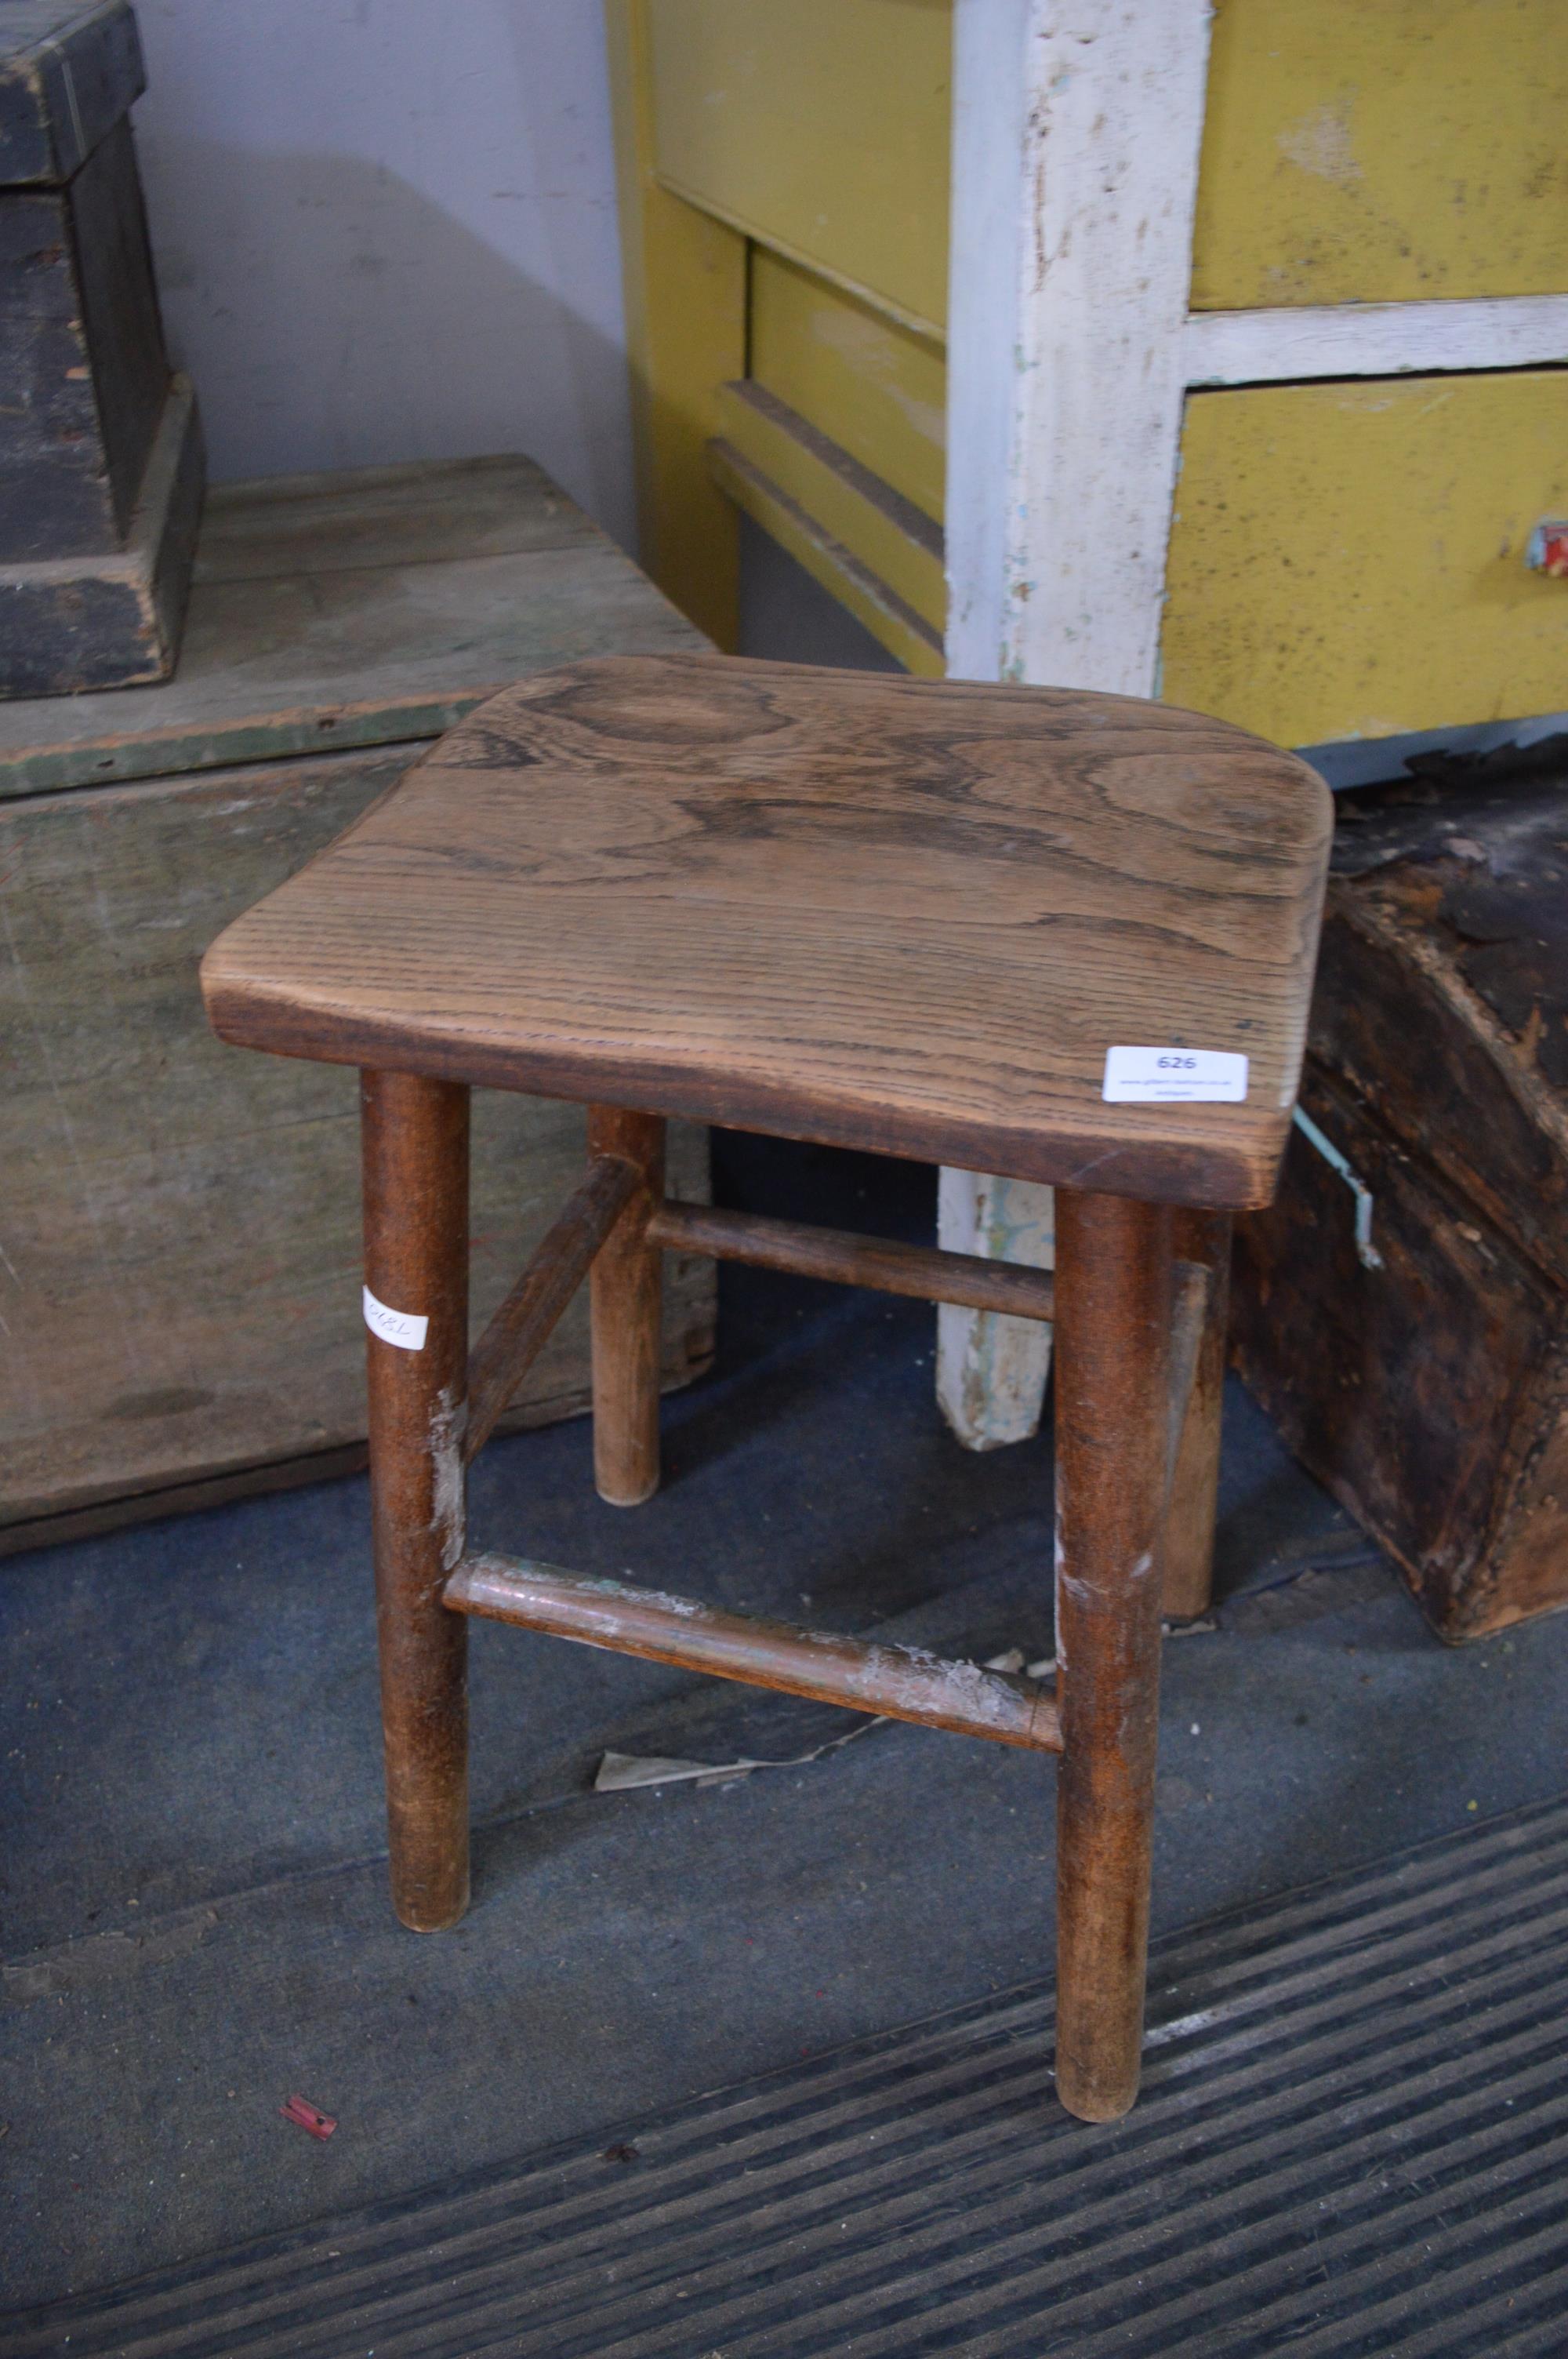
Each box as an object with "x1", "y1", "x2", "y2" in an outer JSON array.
[
  {"x1": 938, "y1": 0, "x2": 1210, "y2": 1445},
  {"x1": 935, "y1": 1168, "x2": 1055, "y2": 1450}
]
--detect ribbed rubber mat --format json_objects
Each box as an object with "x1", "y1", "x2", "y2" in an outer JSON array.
[{"x1": 8, "y1": 1791, "x2": 1568, "y2": 2359}]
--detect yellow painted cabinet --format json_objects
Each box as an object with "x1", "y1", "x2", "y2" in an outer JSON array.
[
  {"x1": 644, "y1": 0, "x2": 950, "y2": 336},
  {"x1": 611, "y1": 0, "x2": 1568, "y2": 747}
]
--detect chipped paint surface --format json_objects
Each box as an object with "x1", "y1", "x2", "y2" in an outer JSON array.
[
  {"x1": 936, "y1": 1167, "x2": 1054, "y2": 1449},
  {"x1": 1193, "y1": 0, "x2": 1568, "y2": 310},
  {"x1": 940, "y1": 0, "x2": 1210, "y2": 1444},
  {"x1": 1163, "y1": 369, "x2": 1568, "y2": 747},
  {"x1": 1275, "y1": 100, "x2": 1359, "y2": 187}
]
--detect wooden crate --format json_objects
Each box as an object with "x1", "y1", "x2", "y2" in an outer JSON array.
[
  {"x1": 0, "y1": 455, "x2": 715, "y2": 1551},
  {"x1": 1231, "y1": 749, "x2": 1568, "y2": 1641}
]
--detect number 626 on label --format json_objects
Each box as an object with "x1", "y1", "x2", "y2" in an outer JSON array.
[{"x1": 1102, "y1": 1046, "x2": 1249, "y2": 1103}]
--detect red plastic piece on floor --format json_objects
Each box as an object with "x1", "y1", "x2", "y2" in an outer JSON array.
[{"x1": 280, "y1": 2095, "x2": 336, "y2": 2139}]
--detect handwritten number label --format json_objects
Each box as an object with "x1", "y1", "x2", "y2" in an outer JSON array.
[
  {"x1": 363, "y1": 1286, "x2": 429, "y2": 1351},
  {"x1": 1102, "y1": 1046, "x2": 1249, "y2": 1103}
]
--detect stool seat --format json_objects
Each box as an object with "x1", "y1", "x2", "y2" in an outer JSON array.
[{"x1": 202, "y1": 653, "x2": 1331, "y2": 1209}]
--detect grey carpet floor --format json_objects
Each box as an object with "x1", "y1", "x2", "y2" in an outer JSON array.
[
  {"x1": 4, "y1": 1136, "x2": 1566, "y2": 2321},
  {"x1": 9, "y1": 1789, "x2": 1568, "y2": 2358}
]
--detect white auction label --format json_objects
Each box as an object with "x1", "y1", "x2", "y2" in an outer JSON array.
[
  {"x1": 1102, "y1": 1046, "x2": 1249, "y2": 1103},
  {"x1": 363, "y1": 1285, "x2": 428, "y2": 1351}
]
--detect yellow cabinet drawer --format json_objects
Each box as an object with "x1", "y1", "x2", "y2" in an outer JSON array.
[
  {"x1": 645, "y1": 0, "x2": 949, "y2": 334},
  {"x1": 1193, "y1": 0, "x2": 1568, "y2": 309},
  {"x1": 1162, "y1": 370, "x2": 1568, "y2": 748}
]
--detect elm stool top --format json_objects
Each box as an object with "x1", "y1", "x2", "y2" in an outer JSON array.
[{"x1": 201, "y1": 653, "x2": 1333, "y2": 1210}]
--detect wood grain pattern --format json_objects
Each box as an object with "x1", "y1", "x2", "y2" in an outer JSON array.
[{"x1": 202, "y1": 653, "x2": 1332, "y2": 1210}]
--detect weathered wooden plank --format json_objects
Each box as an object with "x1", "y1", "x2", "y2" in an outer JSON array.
[
  {"x1": 0, "y1": 374, "x2": 203, "y2": 696},
  {"x1": 0, "y1": 0, "x2": 144, "y2": 185},
  {"x1": 938, "y1": 0, "x2": 1210, "y2": 1448},
  {"x1": 0, "y1": 744, "x2": 713, "y2": 1526},
  {"x1": 64, "y1": 117, "x2": 168, "y2": 539},
  {"x1": 1232, "y1": 754, "x2": 1568, "y2": 1638},
  {"x1": 0, "y1": 184, "x2": 118, "y2": 558},
  {"x1": 193, "y1": 455, "x2": 601, "y2": 585},
  {"x1": 0, "y1": 482, "x2": 703, "y2": 793}
]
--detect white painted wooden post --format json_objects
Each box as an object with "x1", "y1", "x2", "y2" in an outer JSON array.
[{"x1": 937, "y1": 0, "x2": 1213, "y2": 1448}]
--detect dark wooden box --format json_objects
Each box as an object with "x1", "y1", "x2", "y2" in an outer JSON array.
[
  {"x1": 0, "y1": 0, "x2": 203, "y2": 692},
  {"x1": 1232, "y1": 747, "x2": 1568, "y2": 1641},
  {"x1": 0, "y1": 454, "x2": 716, "y2": 1553}
]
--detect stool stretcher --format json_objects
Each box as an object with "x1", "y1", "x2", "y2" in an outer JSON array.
[{"x1": 445, "y1": 1551, "x2": 1063, "y2": 1754}]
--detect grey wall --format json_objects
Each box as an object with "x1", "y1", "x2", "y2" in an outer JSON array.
[{"x1": 130, "y1": 0, "x2": 635, "y2": 547}]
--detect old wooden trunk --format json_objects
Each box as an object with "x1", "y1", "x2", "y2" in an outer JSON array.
[
  {"x1": 0, "y1": 454, "x2": 715, "y2": 1553},
  {"x1": 1232, "y1": 745, "x2": 1568, "y2": 1641},
  {"x1": 0, "y1": 0, "x2": 204, "y2": 692}
]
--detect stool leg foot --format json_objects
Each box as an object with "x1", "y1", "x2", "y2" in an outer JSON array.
[
  {"x1": 1053, "y1": 1189, "x2": 1172, "y2": 2122},
  {"x1": 589, "y1": 1107, "x2": 665, "y2": 1507},
  {"x1": 1163, "y1": 1210, "x2": 1232, "y2": 1621},
  {"x1": 361, "y1": 1069, "x2": 470, "y2": 1932}
]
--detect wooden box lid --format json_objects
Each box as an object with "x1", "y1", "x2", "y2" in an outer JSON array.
[{"x1": 0, "y1": 454, "x2": 706, "y2": 797}]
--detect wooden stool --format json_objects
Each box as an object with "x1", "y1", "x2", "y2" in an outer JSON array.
[{"x1": 201, "y1": 654, "x2": 1331, "y2": 2123}]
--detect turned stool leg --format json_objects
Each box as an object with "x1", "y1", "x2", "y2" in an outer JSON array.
[
  {"x1": 361, "y1": 1069, "x2": 471, "y2": 1932},
  {"x1": 590, "y1": 1107, "x2": 666, "y2": 1507},
  {"x1": 1163, "y1": 1209, "x2": 1232, "y2": 1621},
  {"x1": 1053, "y1": 1188, "x2": 1173, "y2": 2122}
]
